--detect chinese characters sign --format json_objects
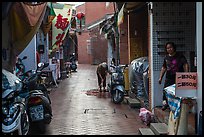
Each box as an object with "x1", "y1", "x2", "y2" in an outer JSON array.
[
  {"x1": 176, "y1": 72, "x2": 197, "y2": 90},
  {"x1": 52, "y1": 4, "x2": 73, "y2": 51},
  {"x1": 175, "y1": 72, "x2": 197, "y2": 98}
]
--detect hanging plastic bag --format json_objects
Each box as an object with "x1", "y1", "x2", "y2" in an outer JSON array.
[{"x1": 139, "y1": 107, "x2": 154, "y2": 125}]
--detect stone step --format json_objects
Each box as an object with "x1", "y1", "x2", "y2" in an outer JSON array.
[
  {"x1": 125, "y1": 97, "x2": 141, "y2": 108},
  {"x1": 139, "y1": 128, "x2": 155, "y2": 135},
  {"x1": 150, "y1": 123, "x2": 168, "y2": 135},
  {"x1": 153, "y1": 107, "x2": 196, "y2": 135}
]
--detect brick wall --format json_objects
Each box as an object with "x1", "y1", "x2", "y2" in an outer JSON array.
[
  {"x1": 119, "y1": 13, "x2": 129, "y2": 65},
  {"x1": 77, "y1": 31, "x2": 92, "y2": 64},
  {"x1": 76, "y1": 2, "x2": 115, "y2": 64}
]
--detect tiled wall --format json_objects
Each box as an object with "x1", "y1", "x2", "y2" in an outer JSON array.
[
  {"x1": 151, "y1": 2, "x2": 196, "y2": 107},
  {"x1": 152, "y1": 2, "x2": 196, "y2": 71}
]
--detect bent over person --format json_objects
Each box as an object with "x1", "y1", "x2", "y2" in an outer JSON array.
[{"x1": 96, "y1": 62, "x2": 108, "y2": 92}]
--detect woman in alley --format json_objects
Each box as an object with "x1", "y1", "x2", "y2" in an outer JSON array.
[
  {"x1": 96, "y1": 62, "x2": 109, "y2": 92},
  {"x1": 158, "y1": 42, "x2": 189, "y2": 110}
]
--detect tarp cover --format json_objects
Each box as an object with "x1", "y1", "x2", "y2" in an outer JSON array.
[{"x1": 129, "y1": 57, "x2": 149, "y2": 98}]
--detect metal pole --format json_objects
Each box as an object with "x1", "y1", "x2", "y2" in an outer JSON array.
[{"x1": 114, "y1": 13, "x2": 120, "y2": 66}]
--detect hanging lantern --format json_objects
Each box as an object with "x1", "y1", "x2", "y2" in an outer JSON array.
[
  {"x1": 76, "y1": 12, "x2": 85, "y2": 20},
  {"x1": 76, "y1": 12, "x2": 85, "y2": 35}
]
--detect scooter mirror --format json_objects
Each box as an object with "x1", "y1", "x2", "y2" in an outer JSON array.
[
  {"x1": 38, "y1": 62, "x2": 44, "y2": 68},
  {"x1": 22, "y1": 56, "x2": 27, "y2": 60}
]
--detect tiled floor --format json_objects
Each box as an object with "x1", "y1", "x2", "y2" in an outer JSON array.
[{"x1": 28, "y1": 64, "x2": 148, "y2": 135}]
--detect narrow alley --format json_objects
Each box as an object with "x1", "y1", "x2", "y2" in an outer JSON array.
[
  {"x1": 2, "y1": 2, "x2": 202, "y2": 135},
  {"x1": 29, "y1": 64, "x2": 148, "y2": 135}
]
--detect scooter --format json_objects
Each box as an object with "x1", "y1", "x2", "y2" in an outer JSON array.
[
  {"x1": 107, "y1": 64, "x2": 127, "y2": 104},
  {"x1": 70, "y1": 53, "x2": 77, "y2": 72},
  {"x1": 2, "y1": 69, "x2": 30, "y2": 135},
  {"x1": 21, "y1": 62, "x2": 52, "y2": 133},
  {"x1": 70, "y1": 60, "x2": 77, "y2": 72}
]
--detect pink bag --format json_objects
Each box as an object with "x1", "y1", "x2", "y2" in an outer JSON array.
[{"x1": 139, "y1": 108, "x2": 154, "y2": 125}]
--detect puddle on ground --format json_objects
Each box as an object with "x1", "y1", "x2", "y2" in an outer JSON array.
[
  {"x1": 83, "y1": 89, "x2": 110, "y2": 98},
  {"x1": 84, "y1": 89, "x2": 99, "y2": 96}
]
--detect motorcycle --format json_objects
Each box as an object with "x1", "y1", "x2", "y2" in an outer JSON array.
[
  {"x1": 70, "y1": 53, "x2": 77, "y2": 72},
  {"x1": 2, "y1": 69, "x2": 30, "y2": 135},
  {"x1": 107, "y1": 64, "x2": 128, "y2": 104},
  {"x1": 70, "y1": 60, "x2": 77, "y2": 72},
  {"x1": 21, "y1": 62, "x2": 52, "y2": 133}
]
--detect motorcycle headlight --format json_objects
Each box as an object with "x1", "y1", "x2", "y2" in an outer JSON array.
[
  {"x1": 112, "y1": 73, "x2": 119, "y2": 80},
  {"x1": 112, "y1": 73, "x2": 124, "y2": 81},
  {"x1": 15, "y1": 80, "x2": 22, "y2": 91}
]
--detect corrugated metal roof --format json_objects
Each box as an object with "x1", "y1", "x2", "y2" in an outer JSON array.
[{"x1": 87, "y1": 14, "x2": 114, "y2": 30}]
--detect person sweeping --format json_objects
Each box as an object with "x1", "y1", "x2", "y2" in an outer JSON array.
[{"x1": 96, "y1": 62, "x2": 109, "y2": 92}]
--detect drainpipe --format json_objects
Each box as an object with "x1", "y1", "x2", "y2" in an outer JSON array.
[{"x1": 107, "y1": 35, "x2": 113, "y2": 70}]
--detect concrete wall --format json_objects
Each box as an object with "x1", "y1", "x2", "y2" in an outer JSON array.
[
  {"x1": 19, "y1": 35, "x2": 37, "y2": 72},
  {"x1": 196, "y1": 2, "x2": 202, "y2": 132},
  {"x1": 2, "y1": 16, "x2": 14, "y2": 72}
]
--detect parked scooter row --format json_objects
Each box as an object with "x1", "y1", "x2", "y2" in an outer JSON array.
[
  {"x1": 21, "y1": 62, "x2": 52, "y2": 132},
  {"x1": 2, "y1": 69, "x2": 30, "y2": 135},
  {"x1": 2, "y1": 60, "x2": 52, "y2": 134}
]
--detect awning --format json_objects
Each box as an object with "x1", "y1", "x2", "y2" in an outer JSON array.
[
  {"x1": 9, "y1": 2, "x2": 47, "y2": 53},
  {"x1": 117, "y1": 2, "x2": 146, "y2": 12},
  {"x1": 87, "y1": 19, "x2": 105, "y2": 30},
  {"x1": 124, "y1": 2, "x2": 146, "y2": 12},
  {"x1": 87, "y1": 14, "x2": 114, "y2": 30},
  {"x1": 116, "y1": 2, "x2": 147, "y2": 26}
]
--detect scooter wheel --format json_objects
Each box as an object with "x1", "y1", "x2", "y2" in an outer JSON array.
[
  {"x1": 112, "y1": 90, "x2": 124, "y2": 104},
  {"x1": 37, "y1": 121, "x2": 46, "y2": 133}
]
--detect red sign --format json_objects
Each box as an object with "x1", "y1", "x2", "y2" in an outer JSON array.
[
  {"x1": 55, "y1": 14, "x2": 69, "y2": 31},
  {"x1": 176, "y1": 72, "x2": 197, "y2": 90}
]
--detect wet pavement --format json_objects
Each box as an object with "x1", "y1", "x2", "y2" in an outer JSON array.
[{"x1": 29, "y1": 64, "x2": 148, "y2": 135}]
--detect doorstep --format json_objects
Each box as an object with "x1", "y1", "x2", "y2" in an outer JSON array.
[{"x1": 153, "y1": 106, "x2": 196, "y2": 135}]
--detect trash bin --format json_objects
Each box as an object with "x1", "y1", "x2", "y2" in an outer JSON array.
[{"x1": 198, "y1": 111, "x2": 202, "y2": 135}]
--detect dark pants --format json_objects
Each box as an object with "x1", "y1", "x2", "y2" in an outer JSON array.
[
  {"x1": 163, "y1": 78, "x2": 175, "y2": 104},
  {"x1": 97, "y1": 73, "x2": 106, "y2": 89}
]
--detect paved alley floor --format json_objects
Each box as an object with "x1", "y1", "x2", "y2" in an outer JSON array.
[{"x1": 29, "y1": 64, "x2": 148, "y2": 135}]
